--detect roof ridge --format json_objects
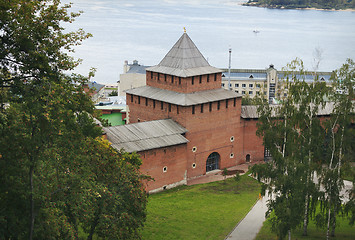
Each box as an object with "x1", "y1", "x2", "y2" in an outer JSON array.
[{"x1": 147, "y1": 33, "x2": 221, "y2": 77}]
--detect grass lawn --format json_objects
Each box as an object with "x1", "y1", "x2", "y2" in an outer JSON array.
[
  {"x1": 255, "y1": 213, "x2": 355, "y2": 240},
  {"x1": 140, "y1": 174, "x2": 260, "y2": 240}
]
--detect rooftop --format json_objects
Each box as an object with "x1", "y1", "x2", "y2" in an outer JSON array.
[
  {"x1": 241, "y1": 102, "x2": 339, "y2": 119},
  {"x1": 103, "y1": 119, "x2": 188, "y2": 153},
  {"x1": 125, "y1": 85, "x2": 241, "y2": 106},
  {"x1": 147, "y1": 33, "x2": 221, "y2": 78}
]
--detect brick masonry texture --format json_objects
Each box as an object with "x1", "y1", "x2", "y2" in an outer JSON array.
[
  {"x1": 127, "y1": 71, "x2": 265, "y2": 192},
  {"x1": 146, "y1": 71, "x2": 222, "y2": 93}
]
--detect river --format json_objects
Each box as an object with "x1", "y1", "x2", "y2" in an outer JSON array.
[{"x1": 62, "y1": 0, "x2": 355, "y2": 84}]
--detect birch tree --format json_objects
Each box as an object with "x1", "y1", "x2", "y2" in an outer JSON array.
[
  {"x1": 319, "y1": 58, "x2": 354, "y2": 239},
  {"x1": 251, "y1": 58, "x2": 329, "y2": 239}
]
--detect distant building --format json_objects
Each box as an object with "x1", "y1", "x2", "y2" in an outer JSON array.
[
  {"x1": 83, "y1": 82, "x2": 105, "y2": 103},
  {"x1": 221, "y1": 65, "x2": 332, "y2": 103},
  {"x1": 119, "y1": 61, "x2": 333, "y2": 103},
  {"x1": 95, "y1": 96, "x2": 127, "y2": 126},
  {"x1": 118, "y1": 60, "x2": 149, "y2": 96}
]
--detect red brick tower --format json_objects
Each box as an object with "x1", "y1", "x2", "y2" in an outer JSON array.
[{"x1": 126, "y1": 33, "x2": 244, "y2": 179}]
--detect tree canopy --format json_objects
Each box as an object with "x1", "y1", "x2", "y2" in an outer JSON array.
[
  {"x1": 0, "y1": 1, "x2": 147, "y2": 239},
  {"x1": 251, "y1": 58, "x2": 354, "y2": 239}
]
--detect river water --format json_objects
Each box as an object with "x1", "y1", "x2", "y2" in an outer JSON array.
[{"x1": 62, "y1": 0, "x2": 355, "y2": 84}]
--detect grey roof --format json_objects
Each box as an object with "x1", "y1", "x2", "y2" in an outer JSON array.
[
  {"x1": 221, "y1": 70, "x2": 332, "y2": 83},
  {"x1": 87, "y1": 82, "x2": 105, "y2": 92},
  {"x1": 125, "y1": 86, "x2": 241, "y2": 106},
  {"x1": 103, "y1": 119, "x2": 188, "y2": 153},
  {"x1": 241, "y1": 102, "x2": 345, "y2": 119},
  {"x1": 127, "y1": 64, "x2": 149, "y2": 74},
  {"x1": 147, "y1": 33, "x2": 222, "y2": 78}
]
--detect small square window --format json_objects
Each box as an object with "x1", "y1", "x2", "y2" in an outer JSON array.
[
  {"x1": 242, "y1": 91, "x2": 246, "y2": 95},
  {"x1": 222, "y1": 83, "x2": 225, "y2": 87},
  {"x1": 249, "y1": 91, "x2": 253, "y2": 95},
  {"x1": 235, "y1": 83, "x2": 239, "y2": 87},
  {"x1": 242, "y1": 84, "x2": 246, "y2": 88},
  {"x1": 249, "y1": 84, "x2": 253, "y2": 88}
]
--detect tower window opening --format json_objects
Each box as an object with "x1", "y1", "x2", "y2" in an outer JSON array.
[
  {"x1": 192, "y1": 105, "x2": 195, "y2": 114},
  {"x1": 199, "y1": 75, "x2": 202, "y2": 83},
  {"x1": 209, "y1": 102, "x2": 212, "y2": 112},
  {"x1": 192, "y1": 76, "x2": 194, "y2": 85}
]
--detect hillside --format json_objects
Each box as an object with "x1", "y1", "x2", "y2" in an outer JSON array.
[{"x1": 244, "y1": 0, "x2": 355, "y2": 10}]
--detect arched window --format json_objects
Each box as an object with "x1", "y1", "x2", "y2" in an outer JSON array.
[{"x1": 206, "y1": 152, "x2": 220, "y2": 172}]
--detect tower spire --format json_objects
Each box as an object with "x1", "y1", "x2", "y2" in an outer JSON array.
[{"x1": 183, "y1": 27, "x2": 186, "y2": 33}]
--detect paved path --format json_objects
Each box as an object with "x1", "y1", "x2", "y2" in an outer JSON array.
[
  {"x1": 225, "y1": 178, "x2": 353, "y2": 240},
  {"x1": 225, "y1": 191, "x2": 270, "y2": 240}
]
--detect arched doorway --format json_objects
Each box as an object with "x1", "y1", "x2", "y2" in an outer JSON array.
[
  {"x1": 206, "y1": 152, "x2": 220, "y2": 172},
  {"x1": 246, "y1": 154, "x2": 251, "y2": 162}
]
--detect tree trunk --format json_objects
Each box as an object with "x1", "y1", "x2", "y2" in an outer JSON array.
[
  {"x1": 331, "y1": 206, "x2": 336, "y2": 237},
  {"x1": 303, "y1": 109, "x2": 314, "y2": 236},
  {"x1": 87, "y1": 199, "x2": 103, "y2": 240},
  {"x1": 29, "y1": 165, "x2": 35, "y2": 240},
  {"x1": 303, "y1": 195, "x2": 309, "y2": 236},
  {"x1": 326, "y1": 202, "x2": 331, "y2": 240},
  {"x1": 288, "y1": 229, "x2": 291, "y2": 240}
]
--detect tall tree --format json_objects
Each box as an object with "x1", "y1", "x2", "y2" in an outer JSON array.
[
  {"x1": 0, "y1": 1, "x2": 147, "y2": 239},
  {"x1": 319, "y1": 58, "x2": 354, "y2": 239},
  {"x1": 251, "y1": 58, "x2": 329, "y2": 239}
]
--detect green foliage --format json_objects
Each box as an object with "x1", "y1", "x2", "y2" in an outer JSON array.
[
  {"x1": 251, "y1": 57, "x2": 345, "y2": 238},
  {"x1": 234, "y1": 173, "x2": 241, "y2": 182},
  {"x1": 256, "y1": 209, "x2": 355, "y2": 239},
  {"x1": 108, "y1": 90, "x2": 118, "y2": 96},
  {"x1": 251, "y1": 58, "x2": 354, "y2": 239},
  {"x1": 0, "y1": 1, "x2": 147, "y2": 239},
  {"x1": 222, "y1": 167, "x2": 228, "y2": 177}
]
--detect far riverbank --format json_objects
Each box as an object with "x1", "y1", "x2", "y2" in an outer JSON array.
[{"x1": 242, "y1": 1, "x2": 355, "y2": 12}]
